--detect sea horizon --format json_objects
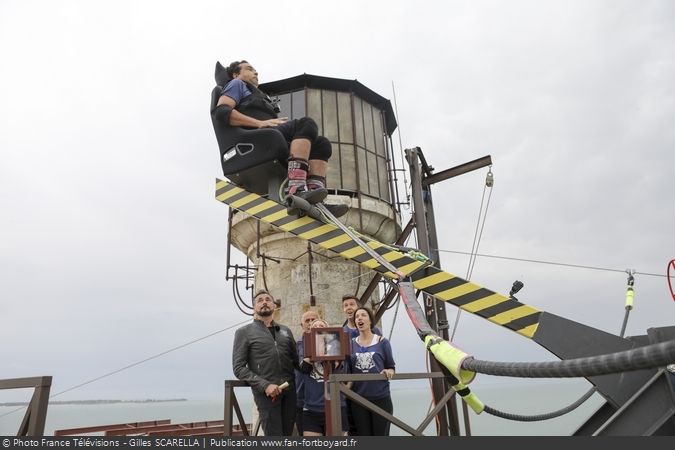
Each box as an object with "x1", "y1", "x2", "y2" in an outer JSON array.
[{"x1": 0, "y1": 378, "x2": 604, "y2": 437}]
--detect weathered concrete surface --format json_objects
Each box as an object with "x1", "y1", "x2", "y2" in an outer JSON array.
[{"x1": 230, "y1": 194, "x2": 401, "y2": 338}]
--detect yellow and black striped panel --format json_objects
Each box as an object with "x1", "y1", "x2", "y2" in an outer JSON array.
[{"x1": 215, "y1": 179, "x2": 541, "y2": 339}]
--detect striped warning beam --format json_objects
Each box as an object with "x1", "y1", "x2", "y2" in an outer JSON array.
[{"x1": 215, "y1": 179, "x2": 541, "y2": 339}]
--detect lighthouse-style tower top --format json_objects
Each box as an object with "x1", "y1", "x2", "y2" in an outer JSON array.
[{"x1": 260, "y1": 74, "x2": 398, "y2": 205}]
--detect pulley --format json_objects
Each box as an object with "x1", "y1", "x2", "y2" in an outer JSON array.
[{"x1": 486, "y1": 168, "x2": 494, "y2": 187}]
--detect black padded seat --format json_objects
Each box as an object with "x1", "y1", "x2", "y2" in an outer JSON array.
[{"x1": 210, "y1": 62, "x2": 288, "y2": 200}]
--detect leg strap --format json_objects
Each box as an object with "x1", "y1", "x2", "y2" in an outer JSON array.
[
  {"x1": 287, "y1": 157, "x2": 309, "y2": 195},
  {"x1": 307, "y1": 175, "x2": 326, "y2": 191}
]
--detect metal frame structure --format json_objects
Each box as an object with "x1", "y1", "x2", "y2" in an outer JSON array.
[
  {"x1": 400, "y1": 147, "x2": 675, "y2": 436},
  {"x1": 327, "y1": 372, "x2": 459, "y2": 436},
  {"x1": 571, "y1": 326, "x2": 675, "y2": 435},
  {"x1": 403, "y1": 148, "x2": 494, "y2": 436},
  {"x1": 55, "y1": 419, "x2": 247, "y2": 437},
  {"x1": 223, "y1": 380, "x2": 256, "y2": 436},
  {"x1": 223, "y1": 373, "x2": 459, "y2": 437},
  {"x1": 0, "y1": 376, "x2": 51, "y2": 436}
]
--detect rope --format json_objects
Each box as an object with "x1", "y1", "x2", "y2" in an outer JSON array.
[
  {"x1": 668, "y1": 259, "x2": 675, "y2": 301},
  {"x1": 451, "y1": 168, "x2": 494, "y2": 342},
  {"x1": 317, "y1": 204, "x2": 405, "y2": 278},
  {"x1": 278, "y1": 178, "x2": 288, "y2": 202},
  {"x1": 465, "y1": 169, "x2": 494, "y2": 282}
]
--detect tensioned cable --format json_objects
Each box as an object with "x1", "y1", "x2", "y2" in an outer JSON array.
[
  {"x1": 0, "y1": 320, "x2": 248, "y2": 420},
  {"x1": 439, "y1": 250, "x2": 669, "y2": 278},
  {"x1": 451, "y1": 171, "x2": 494, "y2": 342},
  {"x1": 1, "y1": 269, "x2": 380, "y2": 422},
  {"x1": 391, "y1": 81, "x2": 411, "y2": 207},
  {"x1": 465, "y1": 171, "x2": 494, "y2": 282}
]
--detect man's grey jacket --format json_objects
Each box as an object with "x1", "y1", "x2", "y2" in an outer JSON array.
[{"x1": 232, "y1": 319, "x2": 299, "y2": 394}]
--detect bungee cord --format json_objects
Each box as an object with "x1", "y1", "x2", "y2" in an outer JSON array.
[
  {"x1": 482, "y1": 387, "x2": 597, "y2": 422},
  {"x1": 462, "y1": 339, "x2": 675, "y2": 379}
]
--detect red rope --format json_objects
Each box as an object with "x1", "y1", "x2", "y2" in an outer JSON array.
[{"x1": 668, "y1": 260, "x2": 675, "y2": 302}]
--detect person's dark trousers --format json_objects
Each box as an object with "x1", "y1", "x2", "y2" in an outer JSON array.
[
  {"x1": 345, "y1": 398, "x2": 358, "y2": 436},
  {"x1": 295, "y1": 405, "x2": 304, "y2": 435},
  {"x1": 253, "y1": 388, "x2": 297, "y2": 436},
  {"x1": 350, "y1": 395, "x2": 393, "y2": 436}
]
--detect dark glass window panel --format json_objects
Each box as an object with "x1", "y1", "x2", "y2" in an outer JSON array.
[
  {"x1": 363, "y1": 102, "x2": 376, "y2": 152},
  {"x1": 357, "y1": 146, "x2": 369, "y2": 196},
  {"x1": 277, "y1": 93, "x2": 291, "y2": 119},
  {"x1": 377, "y1": 154, "x2": 389, "y2": 201},
  {"x1": 321, "y1": 90, "x2": 338, "y2": 142},
  {"x1": 326, "y1": 147, "x2": 342, "y2": 190},
  {"x1": 367, "y1": 150, "x2": 380, "y2": 197},
  {"x1": 340, "y1": 144, "x2": 357, "y2": 191},
  {"x1": 306, "y1": 89, "x2": 322, "y2": 135},
  {"x1": 292, "y1": 90, "x2": 305, "y2": 118},
  {"x1": 354, "y1": 98, "x2": 365, "y2": 147},
  {"x1": 337, "y1": 92, "x2": 353, "y2": 144},
  {"x1": 374, "y1": 110, "x2": 385, "y2": 156}
]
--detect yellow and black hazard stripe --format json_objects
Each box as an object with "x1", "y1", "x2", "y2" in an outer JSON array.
[{"x1": 216, "y1": 179, "x2": 541, "y2": 339}]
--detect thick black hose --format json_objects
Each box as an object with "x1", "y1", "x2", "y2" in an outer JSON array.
[
  {"x1": 462, "y1": 339, "x2": 675, "y2": 378},
  {"x1": 483, "y1": 387, "x2": 597, "y2": 422},
  {"x1": 396, "y1": 280, "x2": 672, "y2": 423}
]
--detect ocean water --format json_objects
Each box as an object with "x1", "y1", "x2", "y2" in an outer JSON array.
[{"x1": 0, "y1": 379, "x2": 605, "y2": 437}]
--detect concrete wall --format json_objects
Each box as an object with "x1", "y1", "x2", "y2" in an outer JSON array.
[{"x1": 230, "y1": 194, "x2": 401, "y2": 339}]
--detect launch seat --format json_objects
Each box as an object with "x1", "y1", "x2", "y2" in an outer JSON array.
[{"x1": 210, "y1": 62, "x2": 287, "y2": 201}]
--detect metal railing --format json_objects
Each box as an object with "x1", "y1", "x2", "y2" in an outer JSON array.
[
  {"x1": 223, "y1": 380, "x2": 255, "y2": 436},
  {"x1": 0, "y1": 376, "x2": 52, "y2": 436},
  {"x1": 223, "y1": 373, "x2": 463, "y2": 437},
  {"x1": 328, "y1": 372, "x2": 460, "y2": 436}
]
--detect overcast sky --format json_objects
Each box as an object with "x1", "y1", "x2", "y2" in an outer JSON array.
[{"x1": 1, "y1": 0, "x2": 674, "y2": 424}]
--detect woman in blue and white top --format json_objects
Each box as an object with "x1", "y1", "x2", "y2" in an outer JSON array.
[{"x1": 344, "y1": 307, "x2": 395, "y2": 436}]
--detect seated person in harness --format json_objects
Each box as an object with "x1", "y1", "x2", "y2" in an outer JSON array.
[{"x1": 213, "y1": 60, "x2": 346, "y2": 217}]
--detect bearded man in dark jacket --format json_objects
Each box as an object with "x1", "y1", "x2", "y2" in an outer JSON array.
[{"x1": 232, "y1": 290, "x2": 301, "y2": 436}]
